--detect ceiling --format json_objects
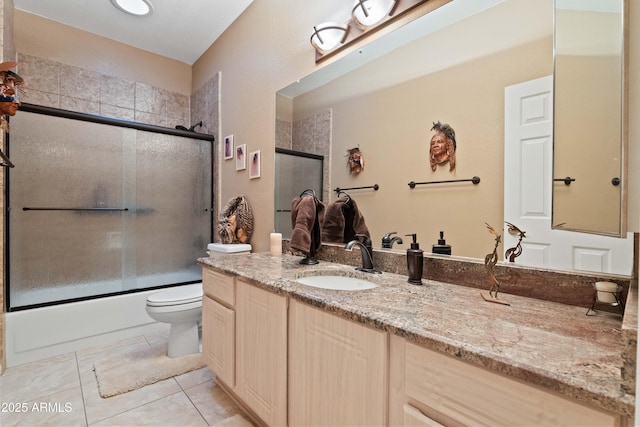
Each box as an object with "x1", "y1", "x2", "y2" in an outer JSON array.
[{"x1": 13, "y1": 0, "x2": 254, "y2": 65}]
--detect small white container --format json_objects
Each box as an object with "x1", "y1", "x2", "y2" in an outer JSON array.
[
  {"x1": 594, "y1": 281, "x2": 619, "y2": 303},
  {"x1": 207, "y1": 243, "x2": 252, "y2": 257}
]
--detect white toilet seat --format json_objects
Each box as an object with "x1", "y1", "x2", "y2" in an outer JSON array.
[
  {"x1": 145, "y1": 300, "x2": 202, "y2": 313},
  {"x1": 146, "y1": 283, "x2": 202, "y2": 307}
]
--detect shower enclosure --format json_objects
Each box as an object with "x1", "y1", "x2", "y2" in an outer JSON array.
[{"x1": 5, "y1": 105, "x2": 213, "y2": 310}]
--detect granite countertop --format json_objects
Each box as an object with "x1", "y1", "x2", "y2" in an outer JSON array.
[{"x1": 198, "y1": 253, "x2": 635, "y2": 417}]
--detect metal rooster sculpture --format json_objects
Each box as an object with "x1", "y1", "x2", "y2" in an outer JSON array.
[{"x1": 504, "y1": 221, "x2": 526, "y2": 262}]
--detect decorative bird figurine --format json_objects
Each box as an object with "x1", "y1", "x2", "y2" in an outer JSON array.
[
  {"x1": 484, "y1": 222, "x2": 501, "y2": 298},
  {"x1": 504, "y1": 221, "x2": 526, "y2": 262}
]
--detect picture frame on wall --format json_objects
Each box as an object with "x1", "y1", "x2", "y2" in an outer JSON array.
[
  {"x1": 224, "y1": 135, "x2": 234, "y2": 160},
  {"x1": 235, "y1": 144, "x2": 246, "y2": 171},
  {"x1": 249, "y1": 150, "x2": 261, "y2": 179}
]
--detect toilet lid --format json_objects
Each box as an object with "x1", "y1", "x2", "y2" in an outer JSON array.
[{"x1": 147, "y1": 283, "x2": 202, "y2": 306}]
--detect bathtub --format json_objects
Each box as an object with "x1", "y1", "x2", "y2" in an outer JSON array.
[{"x1": 5, "y1": 290, "x2": 168, "y2": 367}]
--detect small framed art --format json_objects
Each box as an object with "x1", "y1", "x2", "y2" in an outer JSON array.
[
  {"x1": 224, "y1": 135, "x2": 234, "y2": 160},
  {"x1": 249, "y1": 150, "x2": 261, "y2": 179},
  {"x1": 235, "y1": 144, "x2": 246, "y2": 171}
]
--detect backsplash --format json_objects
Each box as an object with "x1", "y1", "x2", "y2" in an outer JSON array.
[{"x1": 285, "y1": 240, "x2": 636, "y2": 310}]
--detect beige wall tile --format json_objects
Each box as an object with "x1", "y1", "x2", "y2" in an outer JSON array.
[
  {"x1": 100, "y1": 75, "x2": 134, "y2": 110},
  {"x1": 60, "y1": 96, "x2": 100, "y2": 115},
  {"x1": 60, "y1": 64, "x2": 101, "y2": 103},
  {"x1": 17, "y1": 53, "x2": 59, "y2": 94},
  {"x1": 135, "y1": 82, "x2": 166, "y2": 116}
]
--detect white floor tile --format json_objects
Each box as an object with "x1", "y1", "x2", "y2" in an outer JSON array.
[
  {"x1": 184, "y1": 379, "x2": 246, "y2": 426},
  {"x1": 0, "y1": 385, "x2": 87, "y2": 427},
  {"x1": 0, "y1": 351, "x2": 80, "y2": 403},
  {"x1": 0, "y1": 332, "x2": 252, "y2": 427},
  {"x1": 90, "y1": 392, "x2": 208, "y2": 426}
]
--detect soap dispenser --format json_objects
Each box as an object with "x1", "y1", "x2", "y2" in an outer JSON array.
[
  {"x1": 405, "y1": 234, "x2": 424, "y2": 285},
  {"x1": 432, "y1": 231, "x2": 452, "y2": 255}
]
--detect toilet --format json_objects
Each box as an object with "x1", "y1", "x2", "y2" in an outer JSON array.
[
  {"x1": 145, "y1": 243, "x2": 251, "y2": 358},
  {"x1": 145, "y1": 283, "x2": 203, "y2": 358}
]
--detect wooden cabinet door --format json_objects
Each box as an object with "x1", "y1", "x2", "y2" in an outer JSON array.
[
  {"x1": 235, "y1": 280, "x2": 287, "y2": 427},
  {"x1": 288, "y1": 300, "x2": 388, "y2": 427},
  {"x1": 202, "y1": 296, "x2": 235, "y2": 387}
]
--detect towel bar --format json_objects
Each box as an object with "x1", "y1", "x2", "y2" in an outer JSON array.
[
  {"x1": 334, "y1": 184, "x2": 379, "y2": 193},
  {"x1": 408, "y1": 176, "x2": 480, "y2": 188}
]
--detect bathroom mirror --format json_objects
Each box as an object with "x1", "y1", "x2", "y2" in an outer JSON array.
[
  {"x1": 552, "y1": 0, "x2": 627, "y2": 237},
  {"x1": 275, "y1": 0, "x2": 630, "y2": 272}
]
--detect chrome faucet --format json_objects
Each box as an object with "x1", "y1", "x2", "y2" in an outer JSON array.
[
  {"x1": 345, "y1": 235, "x2": 381, "y2": 274},
  {"x1": 381, "y1": 231, "x2": 403, "y2": 249}
]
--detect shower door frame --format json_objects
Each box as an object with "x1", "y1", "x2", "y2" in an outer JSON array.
[{"x1": 3, "y1": 103, "x2": 215, "y2": 311}]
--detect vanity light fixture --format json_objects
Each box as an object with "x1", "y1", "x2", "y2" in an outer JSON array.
[
  {"x1": 110, "y1": 0, "x2": 153, "y2": 16},
  {"x1": 310, "y1": 22, "x2": 349, "y2": 54},
  {"x1": 351, "y1": 0, "x2": 398, "y2": 30}
]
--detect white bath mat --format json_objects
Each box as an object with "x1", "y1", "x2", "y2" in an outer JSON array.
[{"x1": 93, "y1": 343, "x2": 205, "y2": 398}]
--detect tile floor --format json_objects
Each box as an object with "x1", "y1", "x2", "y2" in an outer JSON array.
[{"x1": 0, "y1": 325, "x2": 255, "y2": 426}]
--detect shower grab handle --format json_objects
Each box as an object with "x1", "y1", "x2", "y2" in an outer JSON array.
[{"x1": 22, "y1": 207, "x2": 129, "y2": 212}]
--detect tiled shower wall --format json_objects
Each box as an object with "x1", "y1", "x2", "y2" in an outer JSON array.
[
  {"x1": 16, "y1": 53, "x2": 191, "y2": 127},
  {"x1": 276, "y1": 109, "x2": 332, "y2": 202},
  {"x1": 190, "y1": 72, "x2": 220, "y2": 233}
]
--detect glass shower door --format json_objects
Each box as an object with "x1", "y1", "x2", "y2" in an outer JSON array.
[
  {"x1": 7, "y1": 111, "x2": 212, "y2": 309},
  {"x1": 274, "y1": 149, "x2": 324, "y2": 238}
]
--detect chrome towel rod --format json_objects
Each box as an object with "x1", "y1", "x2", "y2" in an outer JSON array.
[
  {"x1": 334, "y1": 184, "x2": 379, "y2": 193},
  {"x1": 408, "y1": 176, "x2": 480, "y2": 188}
]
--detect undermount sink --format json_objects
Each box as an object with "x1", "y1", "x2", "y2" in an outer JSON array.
[{"x1": 296, "y1": 275, "x2": 378, "y2": 291}]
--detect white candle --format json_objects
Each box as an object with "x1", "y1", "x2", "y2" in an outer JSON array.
[{"x1": 270, "y1": 233, "x2": 282, "y2": 256}]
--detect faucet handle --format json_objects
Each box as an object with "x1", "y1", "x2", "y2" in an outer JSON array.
[{"x1": 382, "y1": 231, "x2": 397, "y2": 240}]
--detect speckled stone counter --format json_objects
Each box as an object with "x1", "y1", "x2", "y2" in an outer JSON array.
[{"x1": 198, "y1": 253, "x2": 635, "y2": 418}]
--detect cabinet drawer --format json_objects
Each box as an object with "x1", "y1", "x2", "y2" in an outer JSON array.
[
  {"x1": 202, "y1": 268, "x2": 235, "y2": 307},
  {"x1": 404, "y1": 342, "x2": 618, "y2": 426}
]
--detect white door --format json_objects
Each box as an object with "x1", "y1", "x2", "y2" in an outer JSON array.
[{"x1": 504, "y1": 75, "x2": 633, "y2": 275}]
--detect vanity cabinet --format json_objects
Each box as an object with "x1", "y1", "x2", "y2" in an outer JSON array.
[
  {"x1": 389, "y1": 335, "x2": 623, "y2": 427},
  {"x1": 235, "y1": 279, "x2": 288, "y2": 427},
  {"x1": 202, "y1": 268, "x2": 235, "y2": 387},
  {"x1": 202, "y1": 269, "x2": 287, "y2": 427},
  {"x1": 288, "y1": 300, "x2": 388, "y2": 426}
]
